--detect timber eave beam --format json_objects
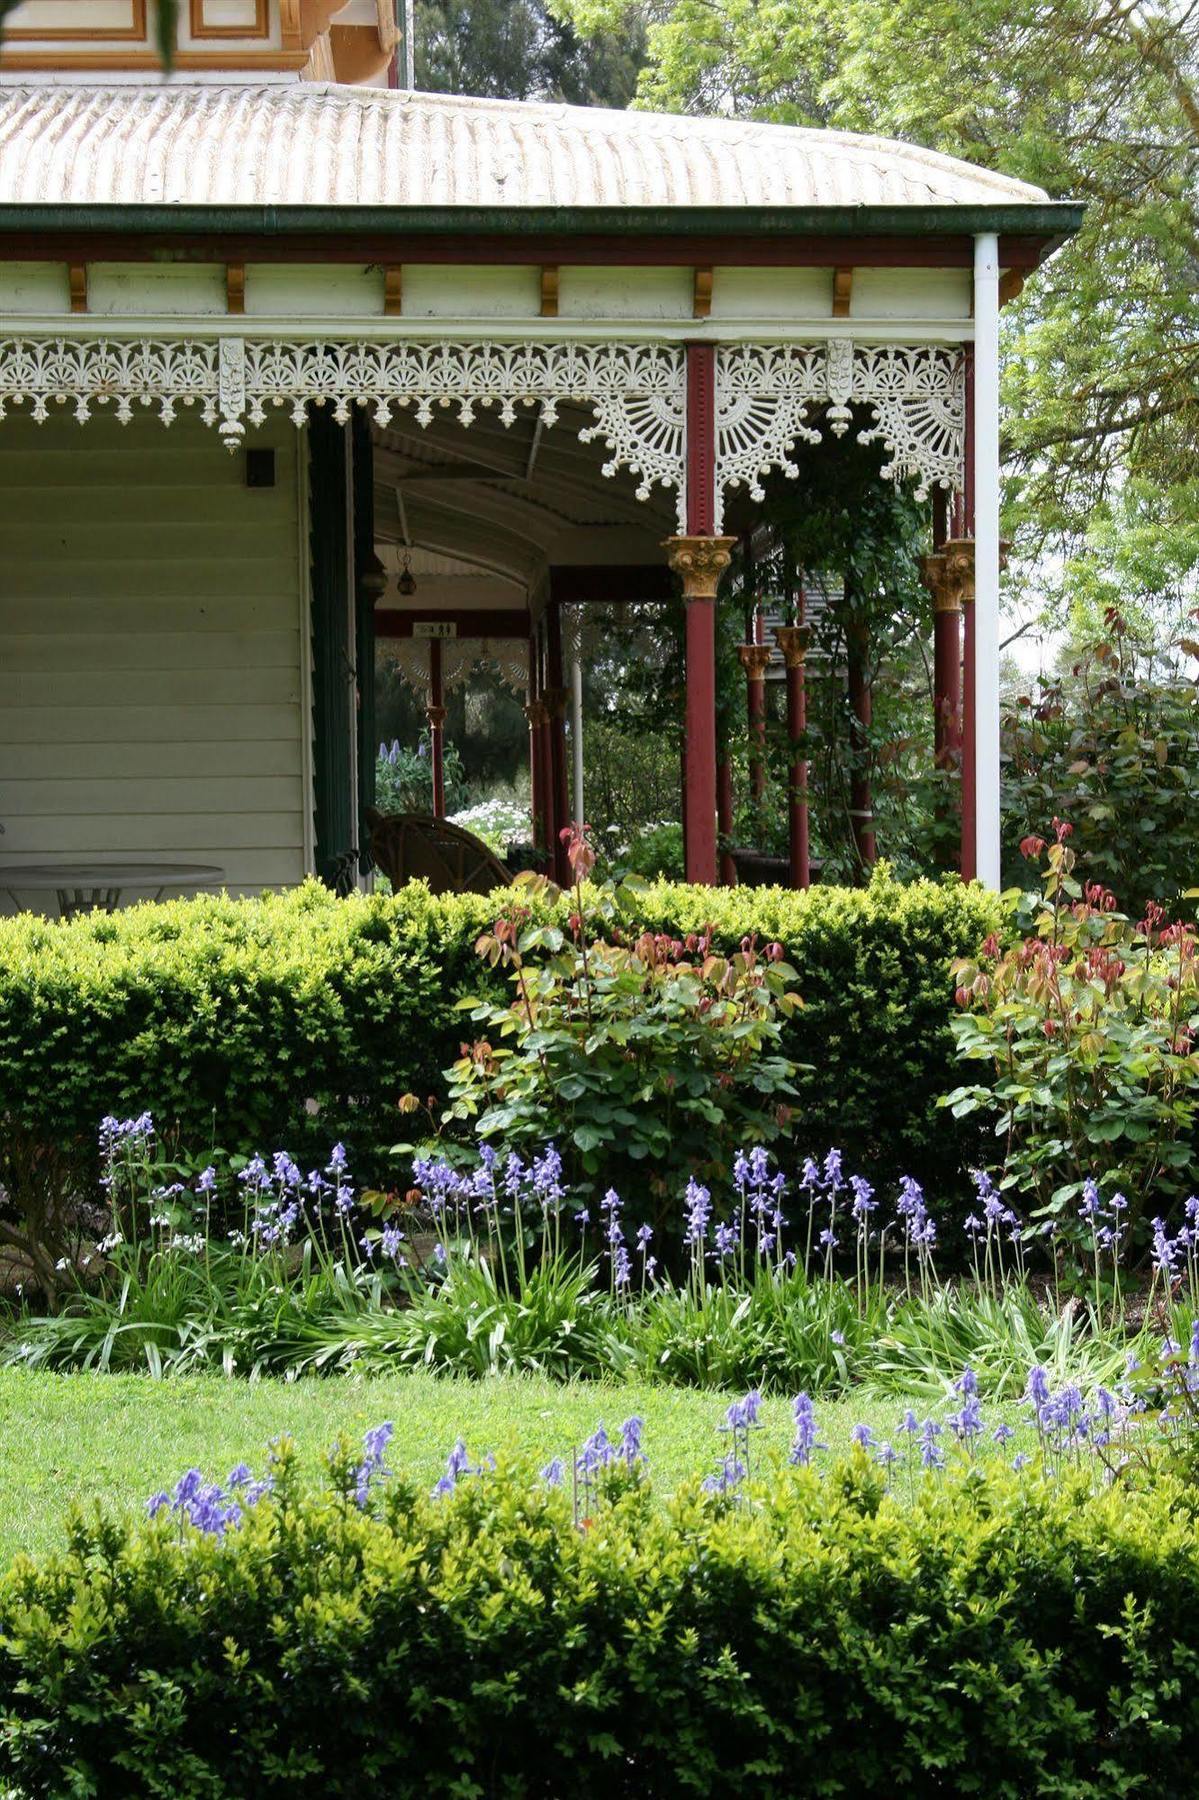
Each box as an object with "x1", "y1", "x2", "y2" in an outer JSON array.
[
  {"x1": 0, "y1": 204, "x2": 1085, "y2": 269},
  {"x1": 375, "y1": 607, "x2": 532, "y2": 639}
]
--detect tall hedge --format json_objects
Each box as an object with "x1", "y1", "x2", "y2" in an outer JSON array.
[
  {"x1": 0, "y1": 869, "x2": 1002, "y2": 1201},
  {"x1": 1, "y1": 1458, "x2": 1197, "y2": 1797}
]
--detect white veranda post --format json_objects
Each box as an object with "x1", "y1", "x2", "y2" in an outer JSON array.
[{"x1": 973, "y1": 233, "x2": 1002, "y2": 889}]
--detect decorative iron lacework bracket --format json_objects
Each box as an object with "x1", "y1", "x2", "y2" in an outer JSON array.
[
  {"x1": 0, "y1": 335, "x2": 688, "y2": 529},
  {"x1": 714, "y1": 341, "x2": 965, "y2": 532}
]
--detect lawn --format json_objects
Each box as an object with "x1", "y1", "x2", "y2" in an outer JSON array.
[{"x1": 0, "y1": 1367, "x2": 1034, "y2": 1565}]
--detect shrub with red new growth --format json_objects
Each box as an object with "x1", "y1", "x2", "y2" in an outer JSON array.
[
  {"x1": 442, "y1": 826, "x2": 800, "y2": 1230},
  {"x1": 944, "y1": 820, "x2": 1199, "y2": 1239}
]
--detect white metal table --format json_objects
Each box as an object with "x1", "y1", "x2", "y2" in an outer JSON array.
[{"x1": 0, "y1": 862, "x2": 226, "y2": 919}]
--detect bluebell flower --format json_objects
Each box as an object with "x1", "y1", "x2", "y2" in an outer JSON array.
[
  {"x1": 577, "y1": 1426, "x2": 615, "y2": 1475},
  {"x1": 702, "y1": 1452, "x2": 746, "y2": 1495},
  {"x1": 619, "y1": 1416, "x2": 645, "y2": 1470},
  {"x1": 1151, "y1": 1217, "x2": 1179, "y2": 1276},
  {"x1": 789, "y1": 1392, "x2": 825, "y2": 1466},
  {"x1": 353, "y1": 1421, "x2": 395, "y2": 1506},
  {"x1": 947, "y1": 1394, "x2": 983, "y2": 1446},
  {"x1": 540, "y1": 1458, "x2": 565, "y2": 1488},
  {"x1": 444, "y1": 1437, "x2": 473, "y2": 1480},
  {"x1": 683, "y1": 1178, "x2": 712, "y2": 1246},
  {"x1": 713, "y1": 1221, "x2": 737, "y2": 1258},
  {"x1": 850, "y1": 1422, "x2": 875, "y2": 1450},
  {"x1": 1024, "y1": 1364, "x2": 1052, "y2": 1420},
  {"x1": 849, "y1": 1175, "x2": 876, "y2": 1220},
  {"x1": 918, "y1": 1419, "x2": 943, "y2": 1470}
]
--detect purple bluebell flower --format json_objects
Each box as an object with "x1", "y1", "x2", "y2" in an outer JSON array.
[
  {"x1": 353, "y1": 1421, "x2": 395, "y2": 1507},
  {"x1": 1024, "y1": 1364, "x2": 1052, "y2": 1421},
  {"x1": 684, "y1": 1178, "x2": 712, "y2": 1247},
  {"x1": 850, "y1": 1175, "x2": 876, "y2": 1220},
  {"x1": 445, "y1": 1438, "x2": 474, "y2": 1480},
  {"x1": 702, "y1": 1452, "x2": 746, "y2": 1495},
  {"x1": 713, "y1": 1221, "x2": 737, "y2": 1259},
  {"x1": 918, "y1": 1419, "x2": 943, "y2": 1470},
  {"x1": 1152, "y1": 1217, "x2": 1179, "y2": 1277},
  {"x1": 619, "y1": 1416, "x2": 645, "y2": 1470},
  {"x1": 789, "y1": 1392, "x2": 825, "y2": 1466}
]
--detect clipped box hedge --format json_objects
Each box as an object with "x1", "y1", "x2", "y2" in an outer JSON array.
[
  {"x1": 1, "y1": 1457, "x2": 1196, "y2": 1796},
  {"x1": 0, "y1": 869, "x2": 1002, "y2": 1203}
]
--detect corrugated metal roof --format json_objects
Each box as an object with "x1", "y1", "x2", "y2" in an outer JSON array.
[{"x1": 0, "y1": 83, "x2": 1051, "y2": 210}]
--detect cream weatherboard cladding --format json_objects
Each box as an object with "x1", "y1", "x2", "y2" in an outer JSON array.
[{"x1": 0, "y1": 409, "x2": 309, "y2": 905}]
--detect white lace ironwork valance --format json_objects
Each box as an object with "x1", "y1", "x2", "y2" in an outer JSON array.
[
  {"x1": 714, "y1": 341, "x2": 964, "y2": 530},
  {"x1": 383, "y1": 637, "x2": 530, "y2": 698},
  {"x1": 0, "y1": 335, "x2": 966, "y2": 531}
]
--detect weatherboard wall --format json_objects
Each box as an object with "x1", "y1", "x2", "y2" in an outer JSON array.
[{"x1": 0, "y1": 408, "x2": 312, "y2": 910}]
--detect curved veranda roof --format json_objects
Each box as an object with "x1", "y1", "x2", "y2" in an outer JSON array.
[{"x1": 0, "y1": 82, "x2": 1052, "y2": 212}]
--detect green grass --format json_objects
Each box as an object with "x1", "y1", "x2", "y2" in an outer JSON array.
[{"x1": 0, "y1": 1367, "x2": 1036, "y2": 1566}]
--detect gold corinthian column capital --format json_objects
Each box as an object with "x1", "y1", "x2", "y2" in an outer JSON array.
[{"x1": 663, "y1": 535, "x2": 738, "y2": 599}]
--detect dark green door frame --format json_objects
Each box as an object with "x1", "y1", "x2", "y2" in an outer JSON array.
[{"x1": 308, "y1": 408, "x2": 357, "y2": 892}]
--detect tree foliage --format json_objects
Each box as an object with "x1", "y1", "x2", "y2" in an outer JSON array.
[
  {"x1": 418, "y1": 0, "x2": 644, "y2": 103},
  {"x1": 554, "y1": 0, "x2": 1199, "y2": 615},
  {"x1": 1002, "y1": 608, "x2": 1199, "y2": 913}
]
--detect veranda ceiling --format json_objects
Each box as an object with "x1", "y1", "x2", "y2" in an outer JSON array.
[{"x1": 372, "y1": 400, "x2": 675, "y2": 614}]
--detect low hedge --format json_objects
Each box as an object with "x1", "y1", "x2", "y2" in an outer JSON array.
[
  {"x1": 0, "y1": 869, "x2": 1002, "y2": 1211},
  {"x1": 1, "y1": 1454, "x2": 1197, "y2": 1796}
]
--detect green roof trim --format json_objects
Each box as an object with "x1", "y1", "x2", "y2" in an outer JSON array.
[{"x1": 0, "y1": 201, "x2": 1085, "y2": 240}]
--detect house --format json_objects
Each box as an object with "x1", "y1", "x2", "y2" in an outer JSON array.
[{"x1": 0, "y1": 0, "x2": 1081, "y2": 908}]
